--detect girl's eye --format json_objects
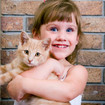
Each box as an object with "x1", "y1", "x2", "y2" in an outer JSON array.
[
  {"x1": 35, "y1": 52, "x2": 40, "y2": 56},
  {"x1": 24, "y1": 50, "x2": 29, "y2": 55},
  {"x1": 66, "y1": 28, "x2": 73, "y2": 32},
  {"x1": 50, "y1": 27, "x2": 58, "y2": 32}
]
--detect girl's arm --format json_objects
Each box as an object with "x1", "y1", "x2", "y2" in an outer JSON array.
[
  {"x1": 20, "y1": 58, "x2": 64, "y2": 79},
  {"x1": 7, "y1": 65, "x2": 88, "y2": 102},
  {"x1": 7, "y1": 58, "x2": 64, "y2": 100}
]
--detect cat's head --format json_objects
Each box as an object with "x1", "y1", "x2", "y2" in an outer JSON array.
[{"x1": 17, "y1": 31, "x2": 51, "y2": 66}]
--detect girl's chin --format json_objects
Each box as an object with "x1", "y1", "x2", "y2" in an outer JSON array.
[
  {"x1": 50, "y1": 53, "x2": 68, "y2": 60},
  {"x1": 50, "y1": 48, "x2": 71, "y2": 59}
]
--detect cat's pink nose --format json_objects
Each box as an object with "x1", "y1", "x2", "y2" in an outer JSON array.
[{"x1": 28, "y1": 59, "x2": 33, "y2": 63}]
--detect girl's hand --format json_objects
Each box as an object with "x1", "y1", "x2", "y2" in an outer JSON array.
[
  {"x1": 48, "y1": 58, "x2": 65, "y2": 79},
  {"x1": 7, "y1": 75, "x2": 26, "y2": 101}
]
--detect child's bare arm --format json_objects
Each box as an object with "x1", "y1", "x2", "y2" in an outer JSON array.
[
  {"x1": 7, "y1": 58, "x2": 65, "y2": 101},
  {"x1": 20, "y1": 58, "x2": 64, "y2": 80},
  {"x1": 24, "y1": 65, "x2": 88, "y2": 102},
  {"x1": 7, "y1": 65, "x2": 88, "y2": 102}
]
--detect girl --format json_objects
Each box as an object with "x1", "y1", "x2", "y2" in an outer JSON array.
[{"x1": 7, "y1": 0, "x2": 88, "y2": 105}]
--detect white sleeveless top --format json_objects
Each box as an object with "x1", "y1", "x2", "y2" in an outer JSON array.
[{"x1": 70, "y1": 95, "x2": 82, "y2": 105}]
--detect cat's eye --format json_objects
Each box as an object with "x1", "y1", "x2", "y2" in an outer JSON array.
[
  {"x1": 35, "y1": 52, "x2": 40, "y2": 56},
  {"x1": 24, "y1": 50, "x2": 29, "y2": 55}
]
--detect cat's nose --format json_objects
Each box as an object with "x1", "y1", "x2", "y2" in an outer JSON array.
[{"x1": 28, "y1": 59, "x2": 33, "y2": 63}]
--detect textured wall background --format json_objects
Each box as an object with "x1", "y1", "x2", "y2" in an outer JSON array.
[{"x1": 0, "y1": 0, "x2": 105, "y2": 105}]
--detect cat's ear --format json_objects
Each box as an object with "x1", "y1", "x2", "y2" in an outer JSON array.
[
  {"x1": 21, "y1": 31, "x2": 29, "y2": 45},
  {"x1": 42, "y1": 38, "x2": 51, "y2": 50}
]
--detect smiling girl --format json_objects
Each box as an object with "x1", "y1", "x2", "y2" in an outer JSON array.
[{"x1": 7, "y1": 0, "x2": 88, "y2": 105}]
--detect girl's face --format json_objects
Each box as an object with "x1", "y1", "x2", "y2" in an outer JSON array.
[{"x1": 38, "y1": 14, "x2": 79, "y2": 60}]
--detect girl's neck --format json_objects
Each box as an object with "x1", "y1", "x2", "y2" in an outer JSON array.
[
  {"x1": 50, "y1": 54, "x2": 72, "y2": 66},
  {"x1": 58, "y1": 59, "x2": 72, "y2": 67}
]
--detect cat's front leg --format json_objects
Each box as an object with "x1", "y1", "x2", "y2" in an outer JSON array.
[
  {"x1": 0, "y1": 62, "x2": 16, "y2": 75},
  {"x1": 0, "y1": 68, "x2": 23, "y2": 85},
  {"x1": 0, "y1": 65, "x2": 9, "y2": 74}
]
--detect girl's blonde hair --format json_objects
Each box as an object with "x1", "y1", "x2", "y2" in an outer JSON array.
[{"x1": 32, "y1": 0, "x2": 84, "y2": 64}]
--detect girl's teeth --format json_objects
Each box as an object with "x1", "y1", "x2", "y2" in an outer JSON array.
[
  {"x1": 53, "y1": 44, "x2": 69, "y2": 48},
  {"x1": 54, "y1": 45, "x2": 67, "y2": 48},
  {"x1": 58, "y1": 46, "x2": 66, "y2": 48}
]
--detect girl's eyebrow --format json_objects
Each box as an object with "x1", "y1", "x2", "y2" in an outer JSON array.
[
  {"x1": 69, "y1": 25, "x2": 77, "y2": 29},
  {"x1": 46, "y1": 23, "x2": 77, "y2": 29}
]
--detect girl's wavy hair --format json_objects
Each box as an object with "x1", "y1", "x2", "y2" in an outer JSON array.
[{"x1": 32, "y1": 0, "x2": 84, "y2": 64}]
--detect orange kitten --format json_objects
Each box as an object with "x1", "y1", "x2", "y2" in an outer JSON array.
[{"x1": 0, "y1": 31, "x2": 51, "y2": 85}]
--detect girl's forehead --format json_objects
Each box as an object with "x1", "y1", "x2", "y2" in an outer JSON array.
[
  {"x1": 47, "y1": 21, "x2": 77, "y2": 27},
  {"x1": 46, "y1": 14, "x2": 77, "y2": 26}
]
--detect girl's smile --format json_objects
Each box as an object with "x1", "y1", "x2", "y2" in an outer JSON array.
[
  {"x1": 52, "y1": 41, "x2": 70, "y2": 48},
  {"x1": 52, "y1": 44, "x2": 69, "y2": 48}
]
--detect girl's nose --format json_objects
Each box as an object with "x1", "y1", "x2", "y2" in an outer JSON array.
[
  {"x1": 56, "y1": 37, "x2": 66, "y2": 41},
  {"x1": 56, "y1": 32, "x2": 66, "y2": 41}
]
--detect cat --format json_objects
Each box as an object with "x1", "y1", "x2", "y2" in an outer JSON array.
[
  {"x1": 0, "y1": 31, "x2": 70, "y2": 105},
  {"x1": 0, "y1": 31, "x2": 51, "y2": 85}
]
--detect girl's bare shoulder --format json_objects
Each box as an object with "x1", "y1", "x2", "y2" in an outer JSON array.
[
  {"x1": 66, "y1": 64, "x2": 88, "y2": 81},
  {"x1": 68, "y1": 65, "x2": 87, "y2": 74}
]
